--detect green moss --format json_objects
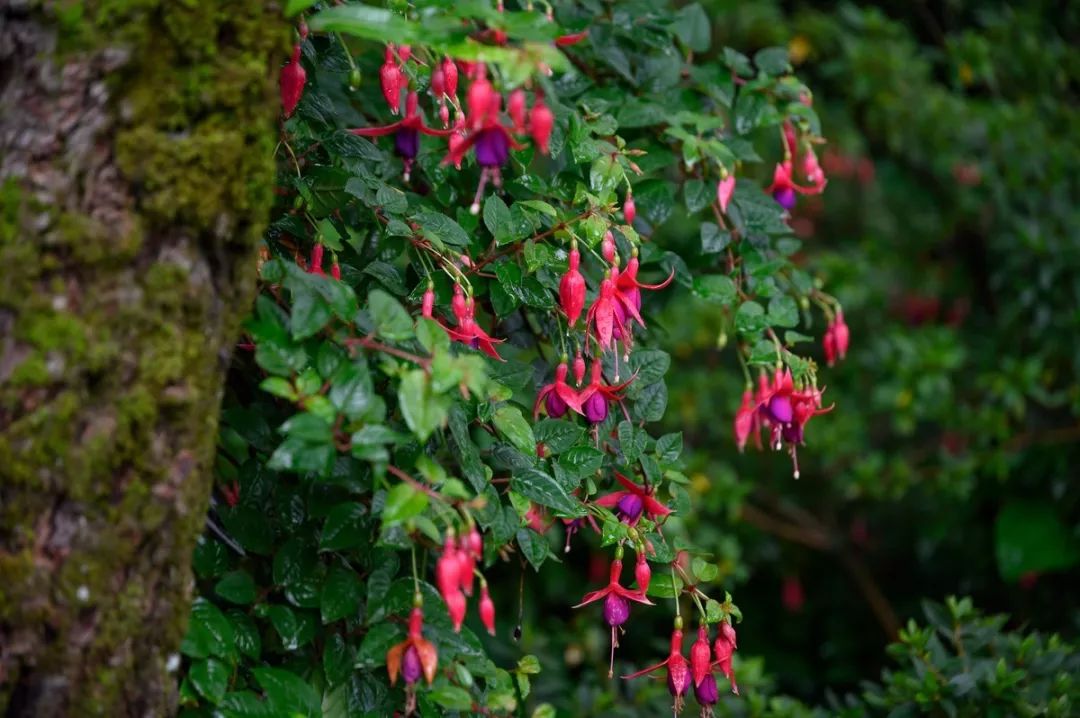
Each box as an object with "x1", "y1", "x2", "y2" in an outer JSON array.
[{"x1": 1, "y1": 1, "x2": 284, "y2": 713}]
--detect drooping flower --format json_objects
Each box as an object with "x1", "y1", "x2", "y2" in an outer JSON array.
[
  {"x1": 733, "y1": 389, "x2": 755, "y2": 452},
  {"x1": 438, "y1": 285, "x2": 506, "y2": 360},
  {"x1": 823, "y1": 323, "x2": 837, "y2": 366},
  {"x1": 554, "y1": 30, "x2": 589, "y2": 47},
  {"x1": 379, "y1": 45, "x2": 403, "y2": 114},
  {"x1": 508, "y1": 88, "x2": 527, "y2": 133},
  {"x1": 690, "y1": 625, "x2": 712, "y2": 687},
  {"x1": 349, "y1": 92, "x2": 454, "y2": 180},
  {"x1": 560, "y1": 241, "x2": 586, "y2": 327},
  {"x1": 717, "y1": 174, "x2": 736, "y2": 213},
  {"x1": 442, "y1": 57, "x2": 459, "y2": 100},
  {"x1": 802, "y1": 146, "x2": 826, "y2": 188},
  {"x1": 280, "y1": 43, "x2": 307, "y2": 118},
  {"x1": 614, "y1": 249, "x2": 675, "y2": 327},
  {"x1": 533, "y1": 362, "x2": 583, "y2": 419},
  {"x1": 479, "y1": 583, "x2": 496, "y2": 636},
  {"x1": 387, "y1": 603, "x2": 438, "y2": 714},
  {"x1": 573, "y1": 351, "x2": 587, "y2": 386},
  {"x1": 575, "y1": 360, "x2": 635, "y2": 425},
  {"x1": 833, "y1": 309, "x2": 850, "y2": 359},
  {"x1": 623, "y1": 627, "x2": 691, "y2": 715},
  {"x1": 573, "y1": 556, "x2": 654, "y2": 677},
  {"x1": 695, "y1": 674, "x2": 719, "y2": 717},
  {"x1": 623, "y1": 192, "x2": 636, "y2": 224},
  {"x1": 308, "y1": 244, "x2": 325, "y2": 276},
  {"x1": 712, "y1": 620, "x2": 739, "y2": 695},
  {"x1": 421, "y1": 283, "x2": 435, "y2": 319},
  {"x1": 529, "y1": 94, "x2": 554, "y2": 155},
  {"x1": 634, "y1": 551, "x2": 651, "y2": 593},
  {"x1": 767, "y1": 160, "x2": 825, "y2": 210},
  {"x1": 601, "y1": 231, "x2": 616, "y2": 264},
  {"x1": 594, "y1": 471, "x2": 672, "y2": 525},
  {"x1": 585, "y1": 272, "x2": 627, "y2": 354}
]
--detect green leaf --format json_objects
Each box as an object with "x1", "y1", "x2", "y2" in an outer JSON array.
[
  {"x1": 356, "y1": 622, "x2": 404, "y2": 668},
  {"x1": 634, "y1": 381, "x2": 668, "y2": 423},
  {"x1": 369, "y1": 289, "x2": 414, "y2": 341},
  {"x1": 646, "y1": 573, "x2": 683, "y2": 599},
  {"x1": 413, "y1": 211, "x2": 470, "y2": 249},
  {"x1": 533, "y1": 419, "x2": 583, "y2": 454},
  {"x1": 307, "y1": 4, "x2": 419, "y2": 44},
  {"x1": 382, "y1": 483, "x2": 429, "y2": 527},
  {"x1": 321, "y1": 565, "x2": 363, "y2": 623},
  {"x1": 692, "y1": 557, "x2": 719, "y2": 582},
  {"x1": 190, "y1": 657, "x2": 230, "y2": 704},
  {"x1": 322, "y1": 633, "x2": 353, "y2": 688},
  {"x1": 735, "y1": 300, "x2": 768, "y2": 333},
  {"x1": 995, "y1": 500, "x2": 1080, "y2": 582},
  {"x1": 517, "y1": 528, "x2": 550, "y2": 570},
  {"x1": 767, "y1": 295, "x2": 800, "y2": 328},
  {"x1": 493, "y1": 405, "x2": 536, "y2": 456},
  {"x1": 754, "y1": 46, "x2": 792, "y2": 76},
  {"x1": 181, "y1": 598, "x2": 235, "y2": 660},
  {"x1": 320, "y1": 502, "x2": 369, "y2": 551},
  {"x1": 510, "y1": 467, "x2": 584, "y2": 517},
  {"x1": 398, "y1": 369, "x2": 448, "y2": 441},
  {"x1": 672, "y1": 3, "x2": 711, "y2": 52},
  {"x1": 252, "y1": 667, "x2": 320, "y2": 717},
  {"x1": 228, "y1": 610, "x2": 261, "y2": 660},
  {"x1": 700, "y1": 221, "x2": 732, "y2": 254},
  {"x1": 484, "y1": 195, "x2": 515, "y2": 245},
  {"x1": 558, "y1": 444, "x2": 605, "y2": 479},
  {"x1": 430, "y1": 685, "x2": 474, "y2": 711},
  {"x1": 693, "y1": 275, "x2": 737, "y2": 307},
  {"x1": 330, "y1": 361, "x2": 374, "y2": 421},
  {"x1": 629, "y1": 350, "x2": 671, "y2": 386},
  {"x1": 214, "y1": 570, "x2": 258, "y2": 605},
  {"x1": 448, "y1": 405, "x2": 486, "y2": 492},
  {"x1": 656, "y1": 433, "x2": 683, "y2": 463},
  {"x1": 683, "y1": 178, "x2": 710, "y2": 213}
]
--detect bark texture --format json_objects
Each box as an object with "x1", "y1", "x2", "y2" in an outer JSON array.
[{"x1": 0, "y1": 1, "x2": 284, "y2": 714}]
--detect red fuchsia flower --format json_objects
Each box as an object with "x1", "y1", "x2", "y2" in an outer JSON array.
[
  {"x1": 330, "y1": 260, "x2": 341, "y2": 280},
  {"x1": 573, "y1": 556, "x2": 654, "y2": 677},
  {"x1": 767, "y1": 160, "x2": 824, "y2": 211},
  {"x1": 436, "y1": 535, "x2": 462, "y2": 599},
  {"x1": 733, "y1": 389, "x2": 755, "y2": 452},
  {"x1": 601, "y1": 231, "x2": 616, "y2": 264},
  {"x1": 479, "y1": 583, "x2": 496, "y2": 636},
  {"x1": 349, "y1": 92, "x2": 453, "y2": 181},
  {"x1": 712, "y1": 620, "x2": 739, "y2": 695},
  {"x1": 380, "y1": 45, "x2": 403, "y2": 114},
  {"x1": 576, "y1": 360, "x2": 635, "y2": 425},
  {"x1": 690, "y1": 625, "x2": 712, "y2": 687},
  {"x1": 308, "y1": 244, "x2": 325, "y2": 276},
  {"x1": 624, "y1": 627, "x2": 691, "y2": 715},
  {"x1": 554, "y1": 30, "x2": 590, "y2": 47},
  {"x1": 802, "y1": 145, "x2": 826, "y2": 188},
  {"x1": 387, "y1": 604, "x2": 438, "y2": 716},
  {"x1": 614, "y1": 248, "x2": 675, "y2": 326},
  {"x1": 623, "y1": 192, "x2": 636, "y2": 224},
  {"x1": 534, "y1": 362, "x2": 583, "y2": 419},
  {"x1": 438, "y1": 285, "x2": 505, "y2": 360},
  {"x1": 595, "y1": 471, "x2": 673, "y2": 525},
  {"x1": 573, "y1": 351, "x2": 587, "y2": 386},
  {"x1": 397, "y1": 44, "x2": 412, "y2": 63},
  {"x1": 585, "y1": 271, "x2": 627, "y2": 355},
  {"x1": 508, "y1": 88, "x2": 527, "y2": 133},
  {"x1": 823, "y1": 323, "x2": 837, "y2": 366},
  {"x1": 524, "y1": 503, "x2": 553, "y2": 534},
  {"x1": 717, "y1": 174, "x2": 736, "y2": 213},
  {"x1": 833, "y1": 309, "x2": 850, "y2": 359},
  {"x1": 221, "y1": 480, "x2": 240, "y2": 508},
  {"x1": 529, "y1": 94, "x2": 554, "y2": 155},
  {"x1": 442, "y1": 57, "x2": 459, "y2": 100},
  {"x1": 280, "y1": 43, "x2": 306, "y2": 118},
  {"x1": 421, "y1": 283, "x2": 436, "y2": 319},
  {"x1": 635, "y1": 551, "x2": 651, "y2": 592},
  {"x1": 560, "y1": 241, "x2": 586, "y2": 327}
]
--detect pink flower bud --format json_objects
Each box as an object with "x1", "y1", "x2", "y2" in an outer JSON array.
[
  {"x1": 833, "y1": 310, "x2": 850, "y2": 358},
  {"x1": 717, "y1": 174, "x2": 736, "y2": 213},
  {"x1": 280, "y1": 44, "x2": 307, "y2": 118},
  {"x1": 380, "y1": 46, "x2": 402, "y2": 114},
  {"x1": 634, "y1": 552, "x2": 651, "y2": 593},
  {"x1": 601, "y1": 231, "x2": 616, "y2": 263},
  {"x1": 690, "y1": 625, "x2": 712, "y2": 686},
  {"x1": 508, "y1": 89, "x2": 527, "y2": 133},
  {"x1": 479, "y1": 584, "x2": 496, "y2": 635},
  {"x1": 623, "y1": 193, "x2": 636, "y2": 224},
  {"x1": 529, "y1": 97, "x2": 554, "y2": 155},
  {"x1": 446, "y1": 589, "x2": 467, "y2": 632}
]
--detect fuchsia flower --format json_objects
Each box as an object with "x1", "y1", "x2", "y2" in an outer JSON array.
[
  {"x1": 623, "y1": 192, "x2": 637, "y2": 224},
  {"x1": 717, "y1": 174, "x2": 736, "y2": 213},
  {"x1": 712, "y1": 620, "x2": 739, "y2": 695},
  {"x1": 635, "y1": 551, "x2": 652, "y2": 592},
  {"x1": 573, "y1": 351, "x2": 587, "y2": 386},
  {"x1": 601, "y1": 231, "x2": 616, "y2": 264},
  {"x1": 767, "y1": 160, "x2": 824, "y2": 210},
  {"x1": 349, "y1": 92, "x2": 453, "y2": 181},
  {"x1": 595, "y1": 471, "x2": 673, "y2": 525},
  {"x1": 560, "y1": 241, "x2": 586, "y2": 327},
  {"x1": 438, "y1": 285, "x2": 506, "y2": 361},
  {"x1": 733, "y1": 390, "x2": 755, "y2": 452},
  {"x1": 623, "y1": 627, "x2": 691, "y2": 715},
  {"x1": 508, "y1": 88, "x2": 527, "y2": 133},
  {"x1": 280, "y1": 43, "x2": 306, "y2": 118},
  {"x1": 576, "y1": 360, "x2": 635, "y2": 424},
  {"x1": 479, "y1": 583, "x2": 496, "y2": 636},
  {"x1": 308, "y1": 244, "x2": 325, "y2": 276},
  {"x1": 585, "y1": 272, "x2": 627, "y2": 354},
  {"x1": 380, "y1": 45, "x2": 403, "y2": 114},
  {"x1": 533, "y1": 362, "x2": 583, "y2": 419},
  {"x1": 386, "y1": 606, "x2": 438, "y2": 711},
  {"x1": 442, "y1": 65, "x2": 528, "y2": 213},
  {"x1": 832, "y1": 309, "x2": 850, "y2": 359},
  {"x1": 573, "y1": 557, "x2": 653, "y2": 677},
  {"x1": 614, "y1": 249, "x2": 675, "y2": 324},
  {"x1": 529, "y1": 94, "x2": 554, "y2": 155},
  {"x1": 690, "y1": 625, "x2": 712, "y2": 687}
]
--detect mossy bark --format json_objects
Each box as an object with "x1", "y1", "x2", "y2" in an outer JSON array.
[{"x1": 0, "y1": 2, "x2": 284, "y2": 714}]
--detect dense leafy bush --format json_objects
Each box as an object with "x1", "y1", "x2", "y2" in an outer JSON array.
[{"x1": 176, "y1": 0, "x2": 847, "y2": 715}]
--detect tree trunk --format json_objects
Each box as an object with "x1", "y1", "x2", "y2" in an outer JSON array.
[{"x1": 0, "y1": 2, "x2": 283, "y2": 714}]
